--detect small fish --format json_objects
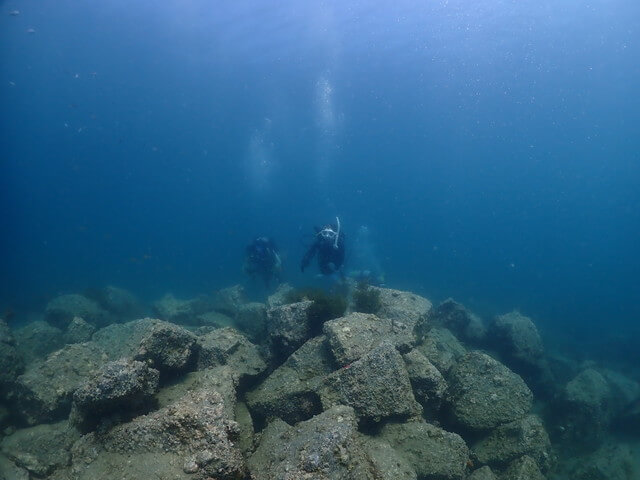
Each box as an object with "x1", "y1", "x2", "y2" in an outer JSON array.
[
  {"x1": 9, "y1": 10, "x2": 20, "y2": 16},
  {"x1": 26, "y1": 27, "x2": 36, "y2": 34}
]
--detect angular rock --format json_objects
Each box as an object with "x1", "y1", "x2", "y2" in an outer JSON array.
[
  {"x1": 501, "y1": 455, "x2": 545, "y2": 480},
  {"x1": 8, "y1": 342, "x2": 107, "y2": 425},
  {"x1": 194, "y1": 310, "x2": 235, "y2": 328},
  {"x1": 473, "y1": 414, "x2": 553, "y2": 472},
  {"x1": 320, "y1": 341, "x2": 421, "y2": 423},
  {"x1": 135, "y1": 321, "x2": 198, "y2": 374},
  {"x1": 0, "y1": 320, "x2": 24, "y2": 396},
  {"x1": 416, "y1": 327, "x2": 467, "y2": 375},
  {"x1": 468, "y1": 466, "x2": 498, "y2": 480},
  {"x1": 246, "y1": 336, "x2": 335, "y2": 425},
  {"x1": 323, "y1": 312, "x2": 394, "y2": 365},
  {"x1": 0, "y1": 421, "x2": 79, "y2": 477},
  {"x1": 361, "y1": 436, "x2": 417, "y2": 480},
  {"x1": 266, "y1": 283, "x2": 294, "y2": 308},
  {"x1": 380, "y1": 421, "x2": 470, "y2": 480},
  {"x1": 447, "y1": 352, "x2": 533, "y2": 431},
  {"x1": 197, "y1": 327, "x2": 266, "y2": 381},
  {"x1": 45, "y1": 294, "x2": 110, "y2": 329},
  {"x1": 418, "y1": 298, "x2": 486, "y2": 345},
  {"x1": 70, "y1": 359, "x2": 159, "y2": 432},
  {"x1": 248, "y1": 405, "x2": 374, "y2": 480},
  {"x1": 92, "y1": 317, "x2": 164, "y2": 361},
  {"x1": 0, "y1": 454, "x2": 29, "y2": 480},
  {"x1": 568, "y1": 442, "x2": 636, "y2": 480},
  {"x1": 266, "y1": 300, "x2": 313, "y2": 358},
  {"x1": 152, "y1": 293, "x2": 215, "y2": 325},
  {"x1": 373, "y1": 287, "x2": 432, "y2": 330},
  {"x1": 86, "y1": 285, "x2": 144, "y2": 321},
  {"x1": 72, "y1": 389, "x2": 245, "y2": 480},
  {"x1": 13, "y1": 320, "x2": 64, "y2": 365},
  {"x1": 63, "y1": 316, "x2": 95, "y2": 344},
  {"x1": 235, "y1": 302, "x2": 267, "y2": 343},
  {"x1": 403, "y1": 348, "x2": 448, "y2": 416},
  {"x1": 234, "y1": 401, "x2": 255, "y2": 457},
  {"x1": 212, "y1": 285, "x2": 246, "y2": 317}
]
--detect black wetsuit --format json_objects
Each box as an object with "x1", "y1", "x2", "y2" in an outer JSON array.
[
  {"x1": 301, "y1": 231, "x2": 345, "y2": 275},
  {"x1": 244, "y1": 237, "x2": 281, "y2": 286}
]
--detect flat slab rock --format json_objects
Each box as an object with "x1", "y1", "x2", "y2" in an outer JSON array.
[
  {"x1": 447, "y1": 351, "x2": 533, "y2": 430},
  {"x1": 372, "y1": 287, "x2": 432, "y2": 329}
]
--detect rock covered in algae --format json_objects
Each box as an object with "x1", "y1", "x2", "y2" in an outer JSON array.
[
  {"x1": 447, "y1": 351, "x2": 533, "y2": 430},
  {"x1": 501, "y1": 455, "x2": 545, "y2": 480},
  {"x1": 403, "y1": 348, "x2": 448, "y2": 415},
  {"x1": 135, "y1": 320, "x2": 199, "y2": 374},
  {"x1": 45, "y1": 294, "x2": 110, "y2": 329},
  {"x1": 380, "y1": 421, "x2": 470, "y2": 480},
  {"x1": 416, "y1": 326, "x2": 467, "y2": 375}
]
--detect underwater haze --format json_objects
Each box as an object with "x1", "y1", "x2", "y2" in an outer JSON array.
[{"x1": 2, "y1": 0, "x2": 640, "y2": 353}]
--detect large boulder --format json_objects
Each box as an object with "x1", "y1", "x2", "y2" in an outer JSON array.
[
  {"x1": 320, "y1": 341, "x2": 422, "y2": 423},
  {"x1": 266, "y1": 300, "x2": 314, "y2": 358},
  {"x1": 45, "y1": 294, "x2": 110, "y2": 329},
  {"x1": 0, "y1": 421, "x2": 79, "y2": 478},
  {"x1": 71, "y1": 389, "x2": 246, "y2": 480},
  {"x1": 70, "y1": 359, "x2": 160, "y2": 432},
  {"x1": 234, "y1": 302, "x2": 267, "y2": 343},
  {"x1": 135, "y1": 321, "x2": 199, "y2": 375},
  {"x1": 447, "y1": 352, "x2": 533, "y2": 431},
  {"x1": 473, "y1": 414, "x2": 553, "y2": 472},
  {"x1": 86, "y1": 285, "x2": 145, "y2": 321},
  {"x1": 560, "y1": 442, "x2": 636, "y2": 480},
  {"x1": 417, "y1": 298, "x2": 486, "y2": 345},
  {"x1": 8, "y1": 342, "x2": 107, "y2": 425},
  {"x1": 197, "y1": 327, "x2": 266, "y2": 382},
  {"x1": 361, "y1": 436, "x2": 418, "y2": 480},
  {"x1": 380, "y1": 421, "x2": 470, "y2": 480},
  {"x1": 416, "y1": 327, "x2": 467, "y2": 375},
  {"x1": 403, "y1": 348, "x2": 448, "y2": 417},
  {"x1": 372, "y1": 287, "x2": 432, "y2": 330},
  {"x1": 468, "y1": 466, "x2": 498, "y2": 480},
  {"x1": 13, "y1": 320, "x2": 64, "y2": 365},
  {"x1": 246, "y1": 336, "x2": 335, "y2": 426},
  {"x1": 0, "y1": 320, "x2": 24, "y2": 397},
  {"x1": 211, "y1": 285, "x2": 246, "y2": 318},
  {"x1": 323, "y1": 312, "x2": 397, "y2": 366},
  {"x1": 152, "y1": 293, "x2": 215, "y2": 325},
  {"x1": 247, "y1": 405, "x2": 374, "y2": 480},
  {"x1": 92, "y1": 317, "x2": 164, "y2": 361},
  {"x1": 266, "y1": 283, "x2": 294, "y2": 308},
  {"x1": 501, "y1": 455, "x2": 545, "y2": 480}
]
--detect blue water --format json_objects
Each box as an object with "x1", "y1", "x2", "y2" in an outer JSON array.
[{"x1": 2, "y1": 0, "x2": 639, "y2": 351}]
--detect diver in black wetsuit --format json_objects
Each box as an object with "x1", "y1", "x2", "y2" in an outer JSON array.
[
  {"x1": 243, "y1": 237, "x2": 282, "y2": 287},
  {"x1": 300, "y1": 217, "x2": 346, "y2": 276}
]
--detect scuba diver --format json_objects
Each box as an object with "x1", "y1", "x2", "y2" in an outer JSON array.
[
  {"x1": 243, "y1": 236, "x2": 282, "y2": 287},
  {"x1": 300, "y1": 217, "x2": 346, "y2": 276}
]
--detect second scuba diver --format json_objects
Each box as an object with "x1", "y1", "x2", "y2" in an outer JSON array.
[
  {"x1": 300, "y1": 217, "x2": 346, "y2": 276},
  {"x1": 243, "y1": 236, "x2": 282, "y2": 287}
]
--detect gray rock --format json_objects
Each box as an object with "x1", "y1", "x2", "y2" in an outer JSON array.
[
  {"x1": 234, "y1": 401, "x2": 255, "y2": 457},
  {"x1": 266, "y1": 300, "x2": 313, "y2": 358},
  {"x1": 135, "y1": 321, "x2": 199, "y2": 374},
  {"x1": 235, "y1": 302, "x2": 267, "y2": 342},
  {"x1": 8, "y1": 342, "x2": 107, "y2": 425},
  {"x1": 418, "y1": 298, "x2": 486, "y2": 344},
  {"x1": 63, "y1": 316, "x2": 95, "y2": 344},
  {"x1": 468, "y1": 466, "x2": 498, "y2": 480},
  {"x1": 212, "y1": 285, "x2": 246, "y2": 317},
  {"x1": 599, "y1": 368, "x2": 640, "y2": 412},
  {"x1": 372, "y1": 287, "x2": 432, "y2": 330},
  {"x1": 564, "y1": 442, "x2": 636, "y2": 480},
  {"x1": 92, "y1": 317, "x2": 164, "y2": 360},
  {"x1": 246, "y1": 336, "x2": 334, "y2": 425},
  {"x1": 501, "y1": 455, "x2": 545, "y2": 480},
  {"x1": 248, "y1": 405, "x2": 374, "y2": 480},
  {"x1": 72, "y1": 389, "x2": 245, "y2": 480},
  {"x1": 320, "y1": 341, "x2": 422, "y2": 423},
  {"x1": 0, "y1": 421, "x2": 79, "y2": 477},
  {"x1": 0, "y1": 320, "x2": 23, "y2": 396},
  {"x1": 86, "y1": 285, "x2": 144, "y2": 321},
  {"x1": 45, "y1": 294, "x2": 110, "y2": 329},
  {"x1": 194, "y1": 310, "x2": 235, "y2": 328},
  {"x1": 560, "y1": 368, "x2": 613, "y2": 448},
  {"x1": 197, "y1": 327, "x2": 266, "y2": 381},
  {"x1": 380, "y1": 421, "x2": 470, "y2": 480},
  {"x1": 323, "y1": 312, "x2": 394, "y2": 365},
  {"x1": 361, "y1": 436, "x2": 418, "y2": 480},
  {"x1": 13, "y1": 320, "x2": 64, "y2": 365},
  {"x1": 70, "y1": 359, "x2": 159, "y2": 432},
  {"x1": 152, "y1": 293, "x2": 215, "y2": 325},
  {"x1": 0, "y1": 453, "x2": 29, "y2": 480},
  {"x1": 447, "y1": 352, "x2": 533, "y2": 430},
  {"x1": 403, "y1": 348, "x2": 448, "y2": 416},
  {"x1": 266, "y1": 283, "x2": 294, "y2": 308},
  {"x1": 473, "y1": 414, "x2": 553, "y2": 472},
  {"x1": 417, "y1": 327, "x2": 467, "y2": 375}
]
